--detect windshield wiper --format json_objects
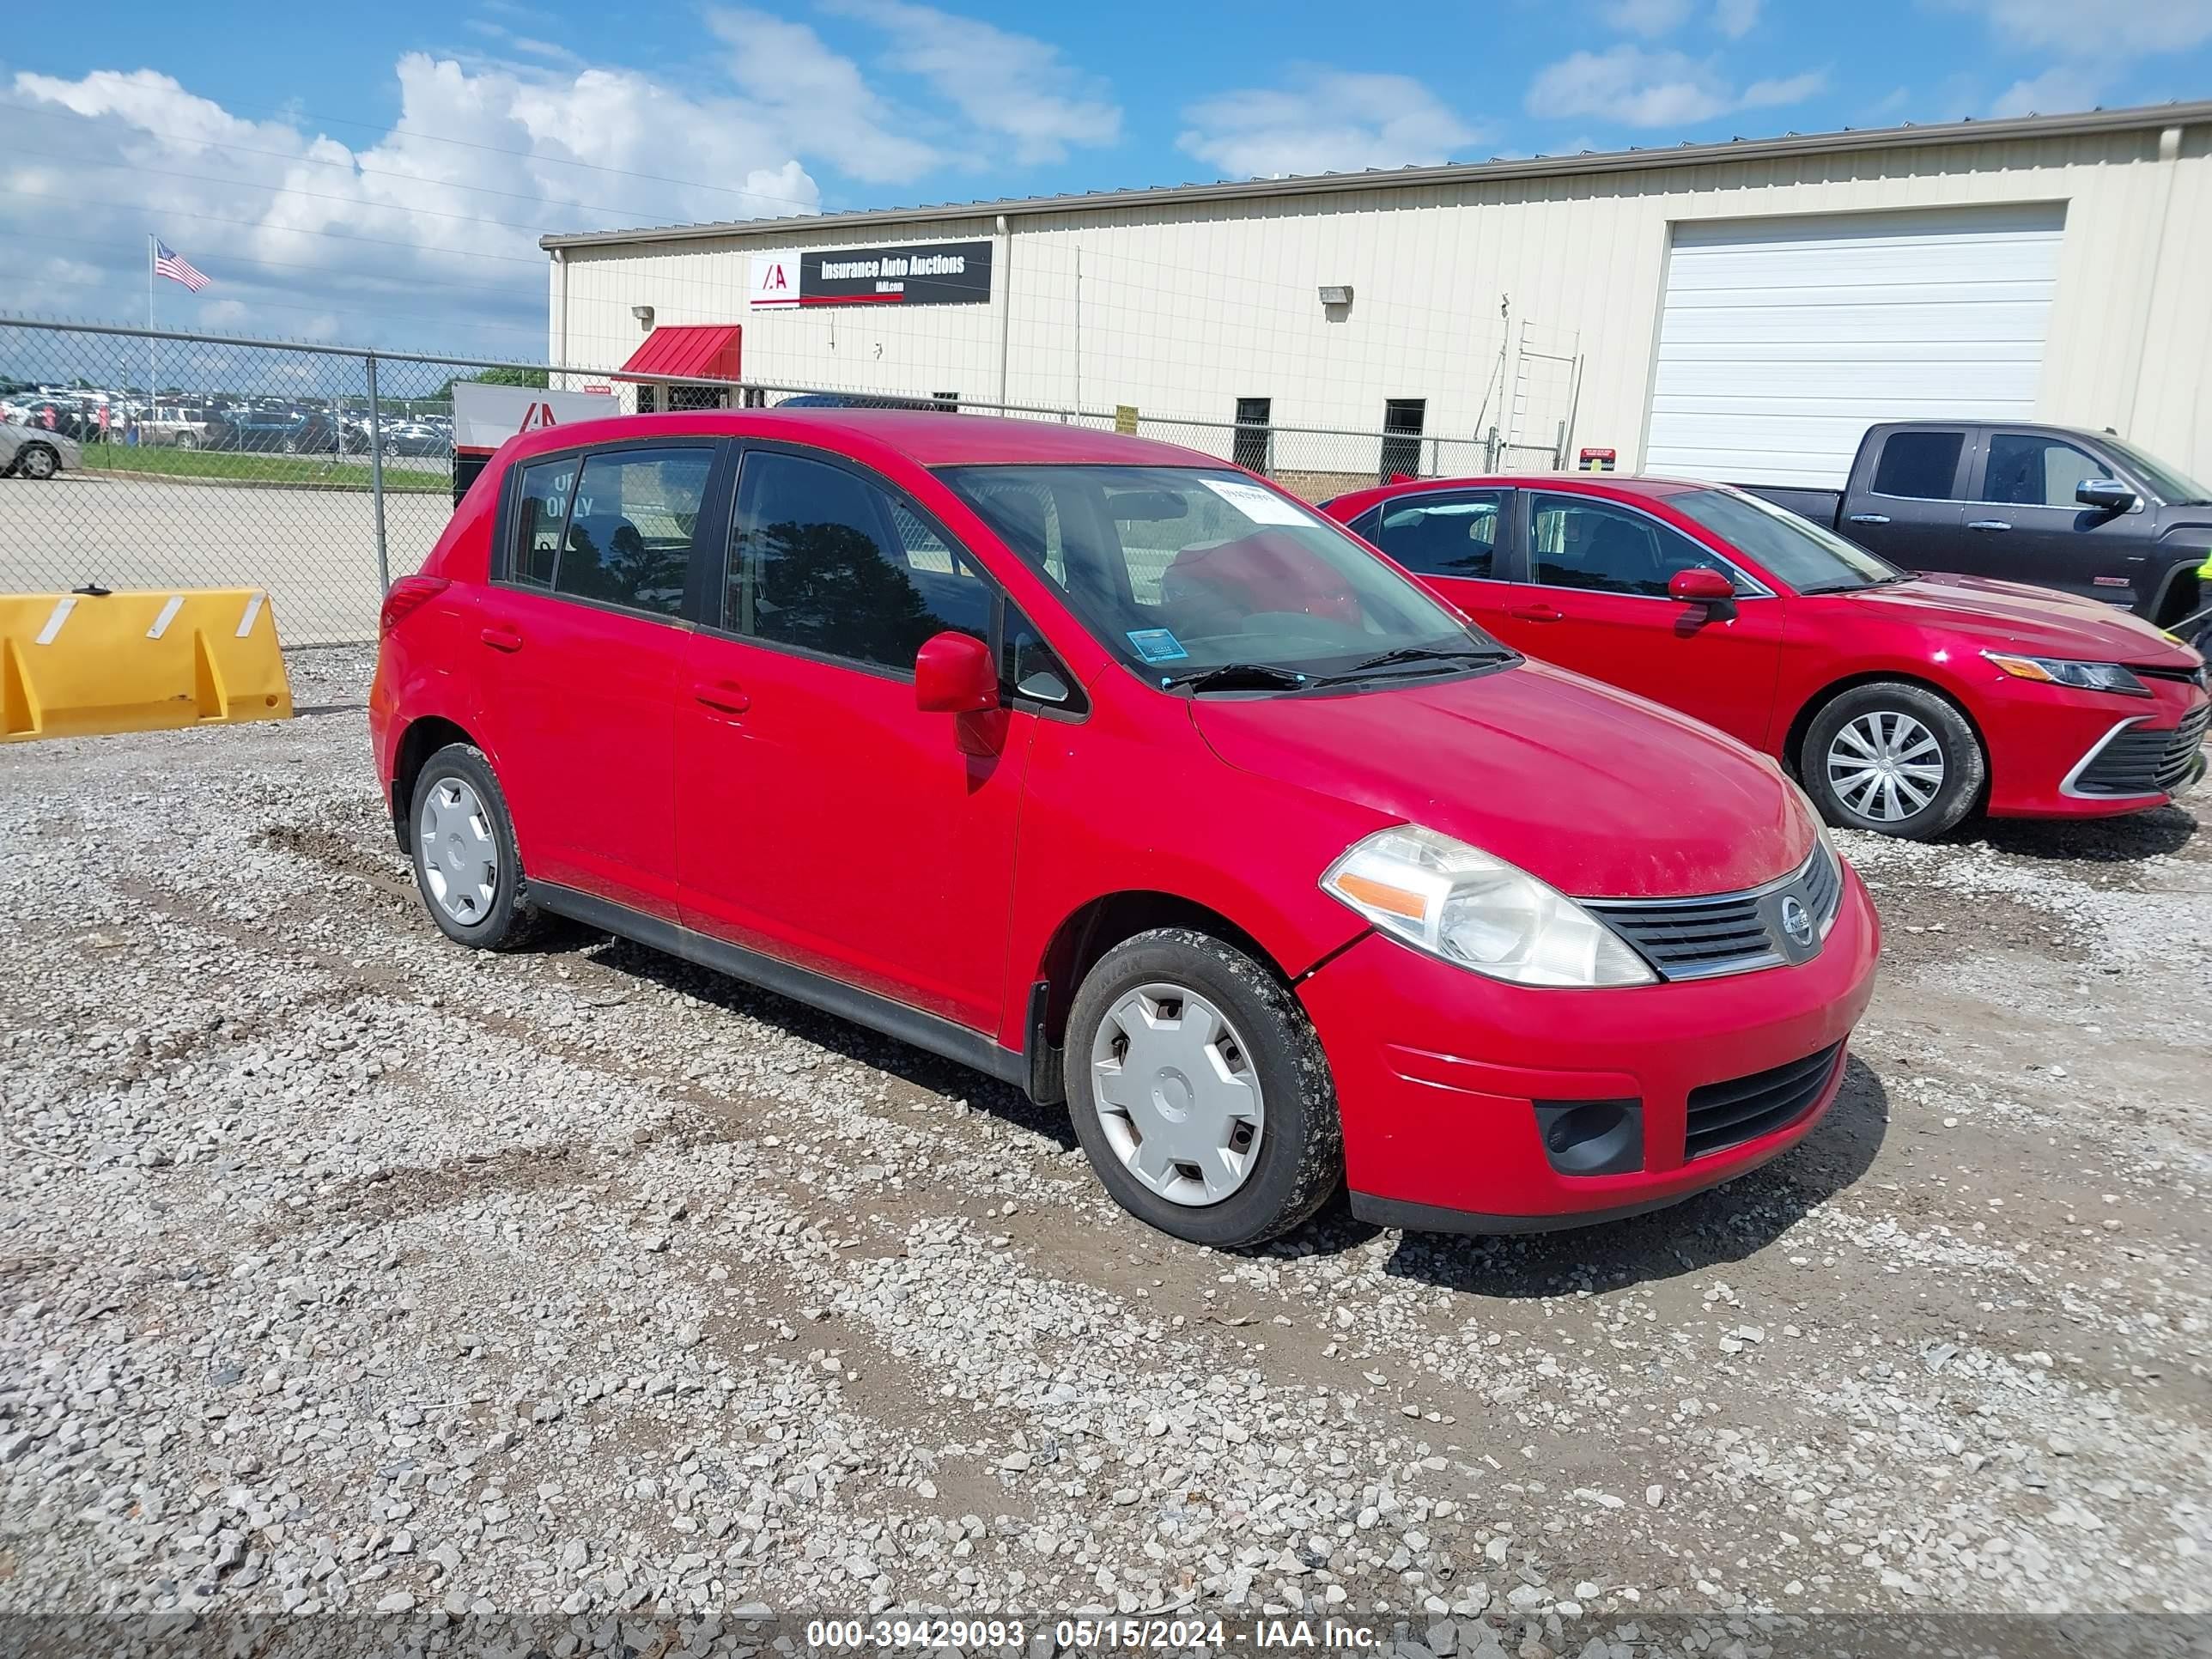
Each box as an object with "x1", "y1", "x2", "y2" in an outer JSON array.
[
  {"x1": 1160, "y1": 661, "x2": 1312, "y2": 693},
  {"x1": 1318, "y1": 646, "x2": 1514, "y2": 684}
]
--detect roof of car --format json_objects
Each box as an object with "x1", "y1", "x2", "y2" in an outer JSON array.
[
  {"x1": 1329, "y1": 473, "x2": 1710, "y2": 512},
  {"x1": 505, "y1": 408, "x2": 1226, "y2": 471}
]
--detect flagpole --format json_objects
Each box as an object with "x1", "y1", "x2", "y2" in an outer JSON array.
[{"x1": 147, "y1": 234, "x2": 156, "y2": 410}]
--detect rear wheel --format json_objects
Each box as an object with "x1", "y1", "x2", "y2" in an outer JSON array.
[
  {"x1": 1802, "y1": 682, "x2": 1984, "y2": 840},
  {"x1": 1066, "y1": 928, "x2": 1341, "y2": 1249},
  {"x1": 174, "y1": 433, "x2": 198, "y2": 451},
  {"x1": 406, "y1": 742, "x2": 538, "y2": 949}
]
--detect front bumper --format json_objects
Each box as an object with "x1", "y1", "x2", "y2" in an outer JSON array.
[
  {"x1": 1983, "y1": 675, "x2": 2208, "y2": 817},
  {"x1": 1297, "y1": 863, "x2": 1881, "y2": 1233}
]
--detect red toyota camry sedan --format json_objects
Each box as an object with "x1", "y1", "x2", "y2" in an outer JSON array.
[
  {"x1": 1326, "y1": 476, "x2": 2209, "y2": 839},
  {"x1": 374, "y1": 412, "x2": 1876, "y2": 1248}
]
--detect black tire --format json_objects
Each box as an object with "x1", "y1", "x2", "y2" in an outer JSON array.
[
  {"x1": 405, "y1": 742, "x2": 540, "y2": 950},
  {"x1": 1801, "y1": 681, "x2": 1984, "y2": 841},
  {"x1": 174, "y1": 433, "x2": 197, "y2": 451},
  {"x1": 1065, "y1": 927, "x2": 1342, "y2": 1249},
  {"x1": 16, "y1": 444, "x2": 58, "y2": 481}
]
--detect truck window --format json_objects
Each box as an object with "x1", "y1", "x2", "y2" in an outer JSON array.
[
  {"x1": 1980, "y1": 434, "x2": 2102, "y2": 508},
  {"x1": 1870, "y1": 431, "x2": 1964, "y2": 500}
]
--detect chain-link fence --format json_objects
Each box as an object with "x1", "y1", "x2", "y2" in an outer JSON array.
[{"x1": 1, "y1": 318, "x2": 1557, "y2": 644}]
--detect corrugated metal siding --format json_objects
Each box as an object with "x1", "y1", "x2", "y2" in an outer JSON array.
[{"x1": 554, "y1": 124, "x2": 2212, "y2": 484}]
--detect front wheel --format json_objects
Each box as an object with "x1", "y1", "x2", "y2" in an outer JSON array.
[
  {"x1": 406, "y1": 742, "x2": 538, "y2": 949},
  {"x1": 174, "y1": 433, "x2": 197, "y2": 451},
  {"x1": 16, "y1": 445, "x2": 58, "y2": 480},
  {"x1": 1066, "y1": 928, "x2": 1342, "y2": 1249},
  {"x1": 1802, "y1": 682, "x2": 1984, "y2": 840}
]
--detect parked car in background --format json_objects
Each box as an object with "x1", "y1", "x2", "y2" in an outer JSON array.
[
  {"x1": 1, "y1": 422, "x2": 81, "y2": 479},
  {"x1": 374, "y1": 410, "x2": 1880, "y2": 1249},
  {"x1": 1327, "y1": 475, "x2": 2209, "y2": 840},
  {"x1": 289, "y1": 411, "x2": 370, "y2": 455},
  {"x1": 204, "y1": 408, "x2": 308, "y2": 453},
  {"x1": 138, "y1": 405, "x2": 216, "y2": 448},
  {"x1": 1739, "y1": 422, "x2": 2212, "y2": 644},
  {"x1": 380, "y1": 420, "x2": 452, "y2": 458}
]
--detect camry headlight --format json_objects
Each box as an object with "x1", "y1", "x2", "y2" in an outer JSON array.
[
  {"x1": 1322, "y1": 824, "x2": 1656, "y2": 988},
  {"x1": 1983, "y1": 652, "x2": 2148, "y2": 696}
]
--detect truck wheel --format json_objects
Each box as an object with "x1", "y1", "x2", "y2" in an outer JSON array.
[
  {"x1": 1066, "y1": 927, "x2": 1342, "y2": 1249},
  {"x1": 1802, "y1": 682, "x2": 1984, "y2": 841}
]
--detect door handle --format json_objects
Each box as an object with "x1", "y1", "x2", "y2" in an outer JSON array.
[
  {"x1": 479, "y1": 625, "x2": 524, "y2": 653},
  {"x1": 692, "y1": 679, "x2": 750, "y2": 715},
  {"x1": 1846, "y1": 513, "x2": 1891, "y2": 526},
  {"x1": 1967, "y1": 520, "x2": 2013, "y2": 532},
  {"x1": 1506, "y1": 605, "x2": 1564, "y2": 623}
]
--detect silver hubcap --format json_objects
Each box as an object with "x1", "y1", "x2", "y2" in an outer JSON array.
[
  {"x1": 1089, "y1": 983, "x2": 1264, "y2": 1207},
  {"x1": 417, "y1": 776, "x2": 499, "y2": 925},
  {"x1": 1827, "y1": 710, "x2": 1946, "y2": 822}
]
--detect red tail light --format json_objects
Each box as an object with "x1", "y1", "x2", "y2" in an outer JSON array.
[{"x1": 379, "y1": 575, "x2": 450, "y2": 636}]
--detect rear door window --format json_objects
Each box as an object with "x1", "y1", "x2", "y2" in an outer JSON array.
[
  {"x1": 1368, "y1": 491, "x2": 1504, "y2": 579},
  {"x1": 1870, "y1": 430, "x2": 1965, "y2": 500},
  {"x1": 726, "y1": 449, "x2": 993, "y2": 672},
  {"x1": 513, "y1": 458, "x2": 575, "y2": 588},
  {"x1": 553, "y1": 447, "x2": 714, "y2": 617}
]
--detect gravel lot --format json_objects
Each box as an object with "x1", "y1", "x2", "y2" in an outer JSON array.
[{"x1": 2, "y1": 645, "x2": 2207, "y2": 1650}]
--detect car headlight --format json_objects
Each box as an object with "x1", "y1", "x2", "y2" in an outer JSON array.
[
  {"x1": 1321, "y1": 824, "x2": 1656, "y2": 988},
  {"x1": 1983, "y1": 652, "x2": 2148, "y2": 697}
]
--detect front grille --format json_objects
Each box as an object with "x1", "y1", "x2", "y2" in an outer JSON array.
[
  {"x1": 1685, "y1": 1042, "x2": 1844, "y2": 1161},
  {"x1": 2072, "y1": 703, "x2": 2209, "y2": 798},
  {"x1": 1589, "y1": 847, "x2": 1844, "y2": 981}
]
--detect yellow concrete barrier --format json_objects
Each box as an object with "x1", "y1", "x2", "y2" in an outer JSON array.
[{"x1": 0, "y1": 587, "x2": 294, "y2": 744}]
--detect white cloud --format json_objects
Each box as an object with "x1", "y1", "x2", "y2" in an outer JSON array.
[
  {"x1": 1177, "y1": 71, "x2": 1483, "y2": 179},
  {"x1": 1938, "y1": 0, "x2": 2212, "y2": 52},
  {"x1": 1525, "y1": 45, "x2": 1825, "y2": 126},
  {"x1": 1601, "y1": 0, "x2": 1694, "y2": 35},
  {"x1": 2, "y1": 57, "x2": 823, "y2": 352},
  {"x1": 825, "y1": 0, "x2": 1121, "y2": 164},
  {"x1": 1711, "y1": 0, "x2": 1762, "y2": 37},
  {"x1": 709, "y1": 7, "x2": 941, "y2": 182},
  {"x1": 1990, "y1": 64, "x2": 2109, "y2": 118}
]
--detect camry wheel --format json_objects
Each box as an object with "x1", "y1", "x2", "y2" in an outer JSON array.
[
  {"x1": 17, "y1": 445, "x2": 58, "y2": 480},
  {"x1": 1802, "y1": 681, "x2": 1984, "y2": 841},
  {"x1": 1067, "y1": 927, "x2": 1341, "y2": 1248},
  {"x1": 406, "y1": 741, "x2": 538, "y2": 948}
]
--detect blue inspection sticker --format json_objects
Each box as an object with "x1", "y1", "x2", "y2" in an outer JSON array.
[{"x1": 1126, "y1": 628, "x2": 1189, "y2": 664}]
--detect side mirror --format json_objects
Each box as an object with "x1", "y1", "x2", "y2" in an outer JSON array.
[
  {"x1": 915, "y1": 630, "x2": 998, "y2": 714},
  {"x1": 1668, "y1": 567, "x2": 1736, "y2": 604},
  {"x1": 2075, "y1": 477, "x2": 2137, "y2": 513}
]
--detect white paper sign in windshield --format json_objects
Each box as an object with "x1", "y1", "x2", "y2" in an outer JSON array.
[{"x1": 1201, "y1": 476, "x2": 1316, "y2": 527}]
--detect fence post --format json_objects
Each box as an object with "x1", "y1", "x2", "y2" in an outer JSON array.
[{"x1": 366, "y1": 352, "x2": 390, "y2": 593}]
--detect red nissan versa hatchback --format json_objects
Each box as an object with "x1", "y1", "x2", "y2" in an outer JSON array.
[
  {"x1": 371, "y1": 411, "x2": 1879, "y2": 1249},
  {"x1": 1326, "y1": 476, "x2": 2209, "y2": 840}
]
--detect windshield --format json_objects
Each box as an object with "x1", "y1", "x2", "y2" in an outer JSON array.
[
  {"x1": 938, "y1": 465, "x2": 1510, "y2": 689},
  {"x1": 2100, "y1": 434, "x2": 2212, "y2": 506},
  {"x1": 1668, "y1": 486, "x2": 1905, "y2": 593}
]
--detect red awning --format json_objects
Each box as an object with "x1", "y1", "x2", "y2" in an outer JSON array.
[{"x1": 616, "y1": 324, "x2": 742, "y2": 383}]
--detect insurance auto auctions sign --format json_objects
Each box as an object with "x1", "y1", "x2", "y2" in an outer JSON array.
[
  {"x1": 797, "y1": 240, "x2": 994, "y2": 307},
  {"x1": 451, "y1": 382, "x2": 617, "y2": 456}
]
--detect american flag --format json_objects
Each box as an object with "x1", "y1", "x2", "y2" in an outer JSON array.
[{"x1": 153, "y1": 240, "x2": 210, "y2": 293}]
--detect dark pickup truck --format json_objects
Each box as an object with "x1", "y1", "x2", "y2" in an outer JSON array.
[{"x1": 1743, "y1": 422, "x2": 2212, "y2": 645}]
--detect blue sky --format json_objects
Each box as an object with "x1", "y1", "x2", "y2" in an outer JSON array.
[{"x1": 3, "y1": 0, "x2": 2209, "y2": 360}]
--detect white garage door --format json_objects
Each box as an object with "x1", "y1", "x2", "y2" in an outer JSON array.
[{"x1": 1644, "y1": 205, "x2": 2066, "y2": 488}]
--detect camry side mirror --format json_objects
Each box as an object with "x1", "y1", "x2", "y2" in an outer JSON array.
[
  {"x1": 915, "y1": 630, "x2": 999, "y2": 714},
  {"x1": 2075, "y1": 477, "x2": 2137, "y2": 513},
  {"x1": 1668, "y1": 567, "x2": 1736, "y2": 604}
]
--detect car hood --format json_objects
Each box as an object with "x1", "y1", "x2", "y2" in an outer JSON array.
[
  {"x1": 1827, "y1": 573, "x2": 2199, "y2": 663},
  {"x1": 1190, "y1": 661, "x2": 1814, "y2": 900}
]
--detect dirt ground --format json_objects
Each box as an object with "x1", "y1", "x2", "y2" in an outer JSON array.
[{"x1": 1, "y1": 644, "x2": 2206, "y2": 1652}]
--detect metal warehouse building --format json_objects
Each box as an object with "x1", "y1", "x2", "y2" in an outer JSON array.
[{"x1": 542, "y1": 100, "x2": 2212, "y2": 490}]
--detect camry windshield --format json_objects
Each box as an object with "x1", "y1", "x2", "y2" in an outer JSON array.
[
  {"x1": 939, "y1": 465, "x2": 1512, "y2": 690},
  {"x1": 1668, "y1": 486, "x2": 1906, "y2": 594},
  {"x1": 2101, "y1": 435, "x2": 2212, "y2": 506}
]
